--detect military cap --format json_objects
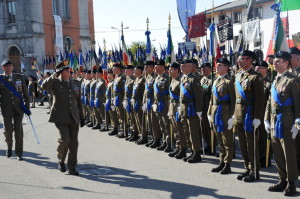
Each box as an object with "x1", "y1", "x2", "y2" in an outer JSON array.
[
  {"x1": 170, "y1": 62, "x2": 180, "y2": 69},
  {"x1": 87, "y1": 70, "x2": 92, "y2": 74},
  {"x1": 216, "y1": 58, "x2": 231, "y2": 66},
  {"x1": 289, "y1": 47, "x2": 300, "y2": 55},
  {"x1": 92, "y1": 69, "x2": 97, "y2": 74},
  {"x1": 107, "y1": 68, "x2": 113, "y2": 73},
  {"x1": 1, "y1": 59, "x2": 12, "y2": 66},
  {"x1": 275, "y1": 51, "x2": 292, "y2": 60},
  {"x1": 143, "y1": 60, "x2": 155, "y2": 66},
  {"x1": 46, "y1": 72, "x2": 51, "y2": 76},
  {"x1": 254, "y1": 60, "x2": 269, "y2": 68},
  {"x1": 135, "y1": 65, "x2": 144, "y2": 71},
  {"x1": 97, "y1": 67, "x2": 103, "y2": 73},
  {"x1": 155, "y1": 59, "x2": 165, "y2": 66},
  {"x1": 267, "y1": 54, "x2": 274, "y2": 58},
  {"x1": 124, "y1": 65, "x2": 134, "y2": 70},
  {"x1": 201, "y1": 62, "x2": 212, "y2": 68},
  {"x1": 55, "y1": 60, "x2": 70, "y2": 72},
  {"x1": 113, "y1": 63, "x2": 123, "y2": 68},
  {"x1": 240, "y1": 50, "x2": 254, "y2": 59}
]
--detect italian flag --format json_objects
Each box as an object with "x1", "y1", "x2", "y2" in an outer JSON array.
[{"x1": 121, "y1": 35, "x2": 131, "y2": 66}]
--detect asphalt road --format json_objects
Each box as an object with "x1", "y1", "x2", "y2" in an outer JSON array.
[{"x1": 0, "y1": 106, "x2": 299, "y2": 199}]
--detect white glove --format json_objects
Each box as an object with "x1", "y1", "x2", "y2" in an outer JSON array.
[
  {"x1": 264, "y1": 120, "x2": 271, "y2": 133},
  {"x1": 291, "y1": 124, "x2": 299, "y2": 139},
  {"x1": 197, "y1": 112, "x2": 202, "y2": 120},
  {"x1": 122, "y1": 100, "x2": 128, "y2": 109},
  {"x1": 252, "y1": 118, "x2": 261, "y2": 129},
  {"x1": 227, "y1": 118, "x2": 234, "y2": 130},
  {"x1": 295, "y1": 118, "x2": 300, "y2": 130},
  {"x1": 111, "y1": 105, "x2": 116, "y2": 111},
  {"x1": 207, "y1": 114, "x2": 211, "y2": 122},
  {"x1": 142, "y1": 103, "x2": 147, "y2": 112}
]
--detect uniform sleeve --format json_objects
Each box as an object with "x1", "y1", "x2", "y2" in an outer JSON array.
[
  {"x1": 264, "y1": 96, "x2": 271, "y2": 121},
  {"x1": 41, "y1": 76, "x2": 55, "y2": 92},
  {"x1": 21, "y1": 75, "x2": 30, "y2": 109},
  {"x1": 253, "y1": 74, "x2": 265, "y2": 120},
  {"x1": 292, "y1": 77, "x2": 300, "y2": 119},
  {"x1": 229, "y1": 78, "x2": 236, "y2": 117},
  {"x1": 76, "y1": 81, "x2": 84, "y2": 120},
  {"x1": 193, "y1": 76, "x2": 203, "y2": 112}
]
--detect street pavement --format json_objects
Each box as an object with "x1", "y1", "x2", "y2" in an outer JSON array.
[{"x1": 0, "y1": 106, "x2": 299, "y2": 199}]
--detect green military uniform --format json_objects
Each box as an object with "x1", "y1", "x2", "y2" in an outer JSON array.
[
  {"x1": 113, "y1": 73, "x2": 126, "y2": 133},
  {"x1": 234, "y1": 67, "x2": 264, "y2": 178},
  {"x1": 28, "y1": 79, "x2": 36, "y2": 108},
  {"x1": 42, "y1": 72, "x2": 84, "y2": 173},
  {"x1": 89, "y1": 78, "x2": 98, "y2": 127},
  {"x1": 132, "y1": 74, "x2": 146, "y2": 142},
  {"x1": 208, "y1": 74, "x2": 235, "y2": 171},
  {"x1": 143, "y1": 72, "x2": 161, "y2": 147},
  {"x1": 153, "y1": 72, "x2": 170, "y2": 147},
  {"x1": 265, "y1": 70, "x2": 300, "y2": 193},
  {"x1": 180, "y1": 72, "x2": 203, "y2": 162},
  {"x1": 200, "y1": 73, "x2": 214, "y2": 153},
  {"x1": 83, "y1": 78, "x2": 92, "y2": 123},
  {"x1": 0, "y1": 69, "x2": 30, "y2": 159},
  {"x1": 95, "y1": 77, "x2": 106, "y2": 129},
  {"x1": 258, "y1": 75, "x2": 272, "y2": 167},
  {"x1": 106, "y1": 79, "x2": 118, "y2": 132},
  {"x1": 168, "y1": 74, "x2": 190, "y2": 157}
]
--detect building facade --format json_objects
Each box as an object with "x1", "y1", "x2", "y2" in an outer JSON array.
[{"x1": 0, "y1": 0, "x2": 94, "y2": 73}]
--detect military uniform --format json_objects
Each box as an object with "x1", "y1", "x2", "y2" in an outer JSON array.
[
  {"x1": 0, "y1": 67, "x2": 30, "y2": 159},
  {"x1": 153, "y1": 72, "x2": 171, "y2": 149},
  {"x1": 132, "y1": 74, "x2": 146, "y2": 143},
  {"x1": 83, "y1": 78, "x2": 92, "y2": 123},
  {"x1": 42, "y1": 63, "x2": 84, "y2": 174},
  {"x1": 28, "y1": 79, "x2": 37, "y2": 108},
  {"x1": 208, "y1": 74, "x2": 235, "y2": 172},
  {"x1": 265, "y1": 70, "x2": 300, "y2": 195},
  {"x1": 143, "y1": 72, "x2": 161, "y2": 147},
  {"x1": 88, "y1": 77, "x2": 98, "y2": 127},
  {"x1": 180, "y1": 72, "x2": 203, "y2": 162},
  {"x1": 234, "y1": 67, "x2": 264, "y2": 180},
  {"x1": 106, "y1": 79, "x2": 118, "y2": 133},
  {"x1": 95, "y1": 77, "x2": 106, "y2": 130},
  {"x1": 113, "y1": 73, "x2": 126, "y2": 134}
]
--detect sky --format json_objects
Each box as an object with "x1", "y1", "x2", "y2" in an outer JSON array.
[{"x1": 93, "y1": 0, "x2": 230, "y2": 51}]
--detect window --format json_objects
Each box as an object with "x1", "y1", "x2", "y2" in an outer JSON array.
[
  {"x1": 7, "y1": 1, "x2": 16, "y2": 24},
  {"x1": 219, "y1": 15, "x2": 226, "y2": 22},
  {"x1": 254, "y1": 7, "x2": 263, "y2": 19},
  {"x1": 52, "y1": 0, "x2": 59, "y2": 15},
  {"x1": 62, "y1": 0, "x2": 70, "y2": 19},
  {"x1": 234, "y1": 12, "x2": 241, "y2": 23},
  {"x1": 52, "y1": 0, "x2": 70, "y2": 19}
]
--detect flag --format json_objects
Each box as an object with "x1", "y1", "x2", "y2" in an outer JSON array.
[
  {"x1": 121, "y1": 34, "x2": 131, "y2": 66},
  {"x1": 145, "y1": 30, "x2": 154, "y2": 61},
  {"x1": 271, "y1": 2, "x2": 289, "y2": 53},
  {"x1": 188, "y1": 13, "x2": 206, "y2": 38},
  {"x1": 160, "y1": 46, "x2": 166, "y2": 60},
  {"x1": 60, "y1": 51, "x2": 64, "y2": 61},
  {"x1": 281, "y1": 0, "x2": 300, "y2": 11},
  {"x1": 183, "y1": 45, "x2": 190, "y2": 59},
  {"x1": 192, "y1": 46, "x2": 198, "y2": 59},
  {"x1": 78, "y1": 49, "x2": 84, "y2": 67},
  {"x1": 177, "y1": 45, "x2": 183, "y2": 60},
  {"x1": 98, "y1": 46, "x2": 103, "y2": 60},
  {"x1": 201, "y1": 45, "x2": 208, "y2": 63},
  {"x1": 209, "y1": 23, "x2": 221, "y2": 61},
  {"x1": 72, "y1": 53, "x2": 78, "y2": 71},
  {"x1": 165, "y1": 29, "x2": 176, "y2": 65}
]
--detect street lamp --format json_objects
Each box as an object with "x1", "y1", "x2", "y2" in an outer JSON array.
[{"x1": 111, "y1": 26, "x2": 129, "y2": 39}]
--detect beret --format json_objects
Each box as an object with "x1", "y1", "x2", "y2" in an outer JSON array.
[
  {"x1": 275, "y1": 51, "x2": 292, "y2": 60},
  {"x1": 216, "y1": 58, "x2": 231, "y2": 66}
]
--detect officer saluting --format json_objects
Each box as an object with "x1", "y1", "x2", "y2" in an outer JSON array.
[
  {"x1": 42, "y1": 60, "x2": 85, "y2": 175},
  {"x1": 264, "y1": 51, "x2": 300, "y2": 196},
  {"x1": 0, "y1": 59, "x2": 30, "y2": 160}
]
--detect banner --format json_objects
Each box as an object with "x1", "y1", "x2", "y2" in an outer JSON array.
[
  {"x1": 54, "y1": 15, "x2": 64, "y2": 55},
  {"x1": 188, "y1": 13, "x2": 206, "y2": 38},
  {"x1": 217, "y1": 19, "x2": 233, "y2": 44},
  {"x1": 242, "y1": 19, "x2": 260, "y2": 43},
  {"x1": 176, "y1": 0, "x2": 196, "y2": 34}
]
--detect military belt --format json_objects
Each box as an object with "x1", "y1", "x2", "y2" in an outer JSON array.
[
  {"x1": 170, "y1": 99, "x2": 179, "y2": 103},
  {"x1": 236, "y1": 98, "x2": 253, "y2": 106},
  {"x1": 271, "y1": 106, "x2": 293, "y2": 114},
  {"x1": 213, "y1": 100, "x2": 230, "y2": 105}
]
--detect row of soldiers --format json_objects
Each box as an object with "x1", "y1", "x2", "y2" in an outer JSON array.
[{"x1": 73, "y1": 48, "x2": 299, "y2": 196}]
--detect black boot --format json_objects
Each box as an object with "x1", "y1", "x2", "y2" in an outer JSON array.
[
  {"x1": 157, "y1": 142, "x2": 167, "y2": 151},
  {"x1": 92, "y1": 123, "x2": 101, "y2": 130},
  {"x1": 6, "y1": 149, "x2": 12, "y2": 158},
  {"x1": 175, "y1": 148, "x2": 187, "y2": 159},
  {"x1": 243, "y1": 170, "x2": 260, "y2": 182},
  {"x1": 164, "y1": 143, "x2": 172, "y2": 152},
  {"x1": 145, "y1": 139, "x2": 154, "y2": 147},
  {"x1": 136, "y1": 137, "x2": 148, "y2": 145},
  {"x1": 168, "y1": 147, "x2": 180, "y2": 157},
  {"x1": 129, "y1": 131, "x2": 139, "y2": 142},
  {"x1": 284, "y1": 181, "x2": 296, "y2": 196},
  {"x1": 220, "y1": 164, "x2": 231, "y2": 174},
  {"x1": 187, "y1": 151, "x2": 202, "y2": 163},
  {"x1": 108, "y1": 128, "x2": 118, "y2": 136},
  {"x1": 183, "y1": 151, "x2": 194, "y2": 162},
  {"x1": 150, "y1": 139, "x2": 160, "y2": 148},
  {"x1": 211, "y1": 161, "x2": 225, "y2": 172},
  {"x1": 117, "y1": 132, "x2": 126, "y2": 138},
  {"x1": 237, "y1": 169, "x2": 250, "y2": 180},
  {"x1": 87, "y1": 122, "x2": 94, "y2": 127},
  {"x1": 125, "y1": 132, "x2": 134, "y2": 141},
  {"x1": 268, "y1": 179, "x2": 287, "y2": 192},
  {"x1": 58, "y1": 162, "x2": 66, "y2": 172}
]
